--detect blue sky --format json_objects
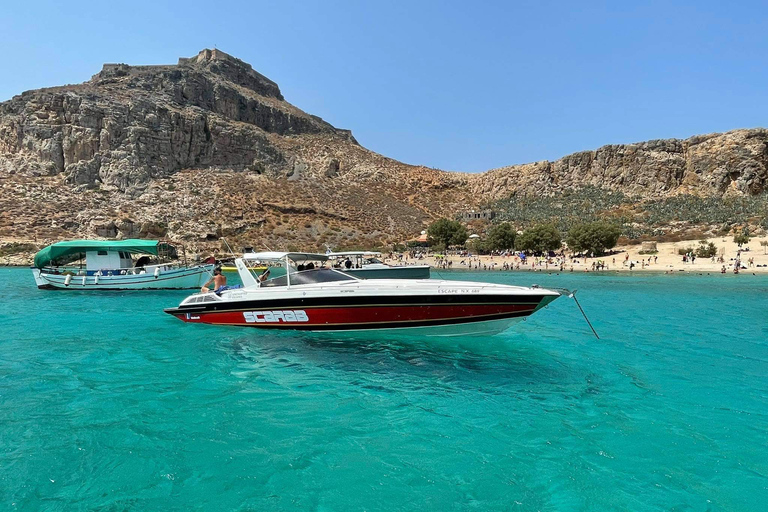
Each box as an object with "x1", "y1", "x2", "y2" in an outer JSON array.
[{"x1": 2, "y1": 1, "x2": 766, "y2": 172}]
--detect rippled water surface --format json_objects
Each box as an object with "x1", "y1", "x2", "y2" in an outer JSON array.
[{"x1": 1, "y1": 268, "x2": 767, "y2": 511}]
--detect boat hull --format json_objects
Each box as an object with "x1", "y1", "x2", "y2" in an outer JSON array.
[
  {"x1": 32, "y1": 264, "x2": 215, "y2": 290},
  {"x1": 165, "y1": 293, "x2": 557, "y2": 336}
]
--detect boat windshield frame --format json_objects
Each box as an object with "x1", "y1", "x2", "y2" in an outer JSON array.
[{"x1": 261, "y1": 267, "x2": 360, "y2": 288}]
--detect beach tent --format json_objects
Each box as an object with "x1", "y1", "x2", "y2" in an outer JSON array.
[{"x1": 406, "y1": 232, "x2": 430, "y2": 247}]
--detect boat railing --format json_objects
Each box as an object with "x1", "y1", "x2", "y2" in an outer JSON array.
[{"x1": 39, "y1": 261, "x2": 207, "y2": 276}]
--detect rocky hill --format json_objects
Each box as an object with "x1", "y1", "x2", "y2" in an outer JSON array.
[
  {"x1": 472, "y1": 129, "x2": 768, "y2": 200},
  {"x1": 1, "y1": 49, "x2": 767, "y2": 260},
  {"x1": 0, "y1": 49, "x2": 472, "y2": 255}
]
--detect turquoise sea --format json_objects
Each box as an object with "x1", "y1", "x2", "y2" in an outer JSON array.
[{"x1": 1, "y1": 267, "x2": 767, "y2": 511}]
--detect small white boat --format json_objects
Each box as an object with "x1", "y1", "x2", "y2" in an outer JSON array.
[
  {"x1": 327, "y1": 251, "x2": 431, "y2": 279},
  {"x1": 31, "y1": 239, "x2": 214, "y2": 290},
  {"x1": 219, "y1": 247, "x2": 269, "y2": 274},
  {"x1": 165, "y1": 252, "x2": 560, "y2": 337}
]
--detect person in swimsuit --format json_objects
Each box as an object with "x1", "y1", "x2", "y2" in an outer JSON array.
[{"x1": 202, "y1": 268, "x2": 227, "y2": 293}]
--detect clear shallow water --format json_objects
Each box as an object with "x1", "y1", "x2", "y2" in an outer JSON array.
[{"x1": 1, "y1": 268, "x2": 767, "y2": 511}]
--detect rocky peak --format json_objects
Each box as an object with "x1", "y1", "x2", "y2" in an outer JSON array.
[
  {"x1": 178, "y1": 48, "x2": 283, "y2": 100},
  {"x1": 0, "y1": 49, "x2": 358, "y2": 195},
  {"x1": 96, "y1": 48, "x2": 283, "y2": 100}
]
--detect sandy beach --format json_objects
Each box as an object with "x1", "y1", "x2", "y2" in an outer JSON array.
[
  {"x1": 400, "y1": 235, "x2": 768, "y2": 274},
  {"x1": 4, "y1": 235, "x2": 767, "y2": 274}
]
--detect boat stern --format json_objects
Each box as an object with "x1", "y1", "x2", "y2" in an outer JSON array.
[{"x1": 31, "y1": 268, "x2": 54, "y2": 289}]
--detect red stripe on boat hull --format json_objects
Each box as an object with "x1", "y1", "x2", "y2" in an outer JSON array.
[{"x1": 171, "y1": 304, "x2": 537, "y2": 330}]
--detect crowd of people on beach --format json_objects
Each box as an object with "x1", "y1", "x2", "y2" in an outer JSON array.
[
  {"x1": 424, "y1": 249, "x2": 666, "y2": 273},
  {"x1": 377, "y1": 241, "x2": 765, "y2": 276}
]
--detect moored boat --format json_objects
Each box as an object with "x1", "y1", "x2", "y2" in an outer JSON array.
[
  {"x1": 327, "y1": 251, "x2": 431, "y2": 279},
  {"x1": 165, "y1": 252, "x2": 560, "y2": 337},
  {"x1": 31, "y1": 239, "x2": 214, "y2": 290},
  {"x1": 219, "y1": 248, "x2": 269, "y2": 274}
]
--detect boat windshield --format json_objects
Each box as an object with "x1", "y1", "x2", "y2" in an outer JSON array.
[{"x1": 261, "y1": 268, "x2": 358, "y2": 287}]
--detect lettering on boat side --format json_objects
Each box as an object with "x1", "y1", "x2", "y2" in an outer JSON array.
[
  {"x1": 438, "y1": 288, "x2": 481, "y2": 294},
  {"x1": 243, "y1": 310, "x2": 309, "y2": 323}
]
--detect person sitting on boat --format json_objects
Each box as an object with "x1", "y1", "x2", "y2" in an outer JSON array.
[
  {"x1": 202, "y1": 268, "x2": 227, "y2": 293},
  {"x1": 135, "y1": 255, "x2": 151, "y2": 272},
  {"x1": 257, "y1": 268, "x2": 270, "y2": 282}
]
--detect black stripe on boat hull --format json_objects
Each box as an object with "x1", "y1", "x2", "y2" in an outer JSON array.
[{"x1": 167, "y1": 293, "x2": 549, "y2": 315}]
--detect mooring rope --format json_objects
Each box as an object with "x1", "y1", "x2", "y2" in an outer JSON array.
[{"x1": 553, "y1": 288, "x2": 600, "y2": 339}]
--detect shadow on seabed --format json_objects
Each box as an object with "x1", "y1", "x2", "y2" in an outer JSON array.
[{"x1": 218, "y1": 328, "x2": 577, "y2": 394}]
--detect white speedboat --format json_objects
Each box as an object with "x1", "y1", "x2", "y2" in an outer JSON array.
[
  {"x1": 32, "y1": 239, "x2": 214, "y2": 290},
  {"x1": 165, "y1": 252, "x2": 560, "y2": 337},
  {"x1": 327, "y1": 251, "x2": 431, "y2": 279}
]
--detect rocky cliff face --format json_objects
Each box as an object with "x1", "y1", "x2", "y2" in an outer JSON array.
[
  {"x1": 473, "y1": 129, "x2": 768, "y2": 200},
  {"x1": 1, "y1": 49, "x2": 766, "y2": 257},
  {"x1": 0, "y1": 48, "x2": 361, "y2": 195}
]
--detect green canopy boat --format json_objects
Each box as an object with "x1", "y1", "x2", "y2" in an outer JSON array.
[
  {"x1": 31, "y1": 239, "x2": 213, "y2": 290},
  {"x1": 33, "y1": 239, "x2": 176, "y2": 269}
]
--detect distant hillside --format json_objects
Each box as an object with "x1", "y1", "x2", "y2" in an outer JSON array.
[
  {"x1": 1, "y1": 49, "x2": 766, "y2": 258},
  {"x1": 473, "y1": 129, "x2": 768, "y2": 200}
]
